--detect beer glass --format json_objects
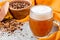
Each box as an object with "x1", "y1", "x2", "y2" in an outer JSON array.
[{"x1": 29, "y1": 5, "x2": 53, "y2": 37}]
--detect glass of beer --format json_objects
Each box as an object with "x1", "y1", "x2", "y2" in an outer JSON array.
[{"x1": 29, "y1": 5, "x2": 53, "y2": 37}]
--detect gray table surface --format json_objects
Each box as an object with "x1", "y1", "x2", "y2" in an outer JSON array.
[{"x1": 0, "y1": 0, "x2": 2, "y2": 2}]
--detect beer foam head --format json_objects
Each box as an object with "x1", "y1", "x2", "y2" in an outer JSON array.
[{"x1": 30, "y1": 5, "x2": 53, "y2": 21}]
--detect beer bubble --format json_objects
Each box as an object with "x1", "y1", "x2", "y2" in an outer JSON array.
[{"x1": 30, "y1": 5, "x2": 53, "y2": 21}]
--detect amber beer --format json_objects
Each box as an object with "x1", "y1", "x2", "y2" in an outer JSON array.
[{"x1": 29, "y1": 5, "x2": 53, "y2": 37}]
